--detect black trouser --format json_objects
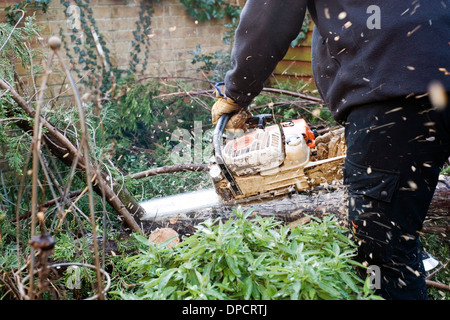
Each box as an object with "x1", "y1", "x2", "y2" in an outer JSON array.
[{"x1": 344, "y1": 96, "x2": 450, "y2": 300}]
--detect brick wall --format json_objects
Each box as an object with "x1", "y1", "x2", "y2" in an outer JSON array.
[
  {"x1": 1, "y1": 0, "x2": 315, "y2": 96},
  {"x1": 0, "y1": 0, "x2": 232, "y2": 94}
]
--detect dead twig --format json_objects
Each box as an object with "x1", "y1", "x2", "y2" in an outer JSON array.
[
  {"x1": 49, "y1": 36, "x2": 105, "y2": 299},
  {"x1": 153, "y1": 86, "x2": 323, "y2": 105},
  {"x1": 28, "y1": 47, "x2": 55, "y2": 300}
]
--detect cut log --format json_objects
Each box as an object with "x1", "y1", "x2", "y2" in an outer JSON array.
[{"x1": 141, "y1": 176, "x2": 450, "y2": 237}]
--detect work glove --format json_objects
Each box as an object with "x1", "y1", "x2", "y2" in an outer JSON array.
[{"x1": 212, "y1": 83, "x2": 252, "y2": 131}]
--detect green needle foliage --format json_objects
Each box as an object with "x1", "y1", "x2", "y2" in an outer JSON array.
[{"x1": 115, "y1": 208, "x2": 381, "y2": 300}]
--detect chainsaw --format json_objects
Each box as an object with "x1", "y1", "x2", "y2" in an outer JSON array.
[
  {"x1": 210, "y1": 112, "x2": 345, "y2": 203},
  {"x1": 140, "y1": 111, "x2": 345, "y2": 220}
]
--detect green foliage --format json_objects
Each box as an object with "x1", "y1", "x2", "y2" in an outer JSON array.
[
  {"x1": 188, "y1": 5, "x2": 313, "y2": 81},
  {"x1": 179, "y1": 0, "x2": 241, "y2": 22},
  {"x1": 52, "y1": 232, "x2": 91, "y2": 263},
  {"x1": 290, "y1": 13, "x2": 312, "y2": 47},
  {"x1": 60, "y1": 0, "x2": 115, "y2": 96},
  {"x1": 0, "y1": 132, "x2": 30, "y2": 174},
  {"x1": 4, "y1": 0, "x2": 51, "y2": 25},
  {"x1": 189, "y1": 44, "x2": 233, "y2": 83},
  {"x1": 59, "y1": 0, "x2": 161, "y2": 97},
  {"x1": 130, "y1": 1, "x2": 160, "y2": 74},
  {"x1": 84, "y1": 76, "x2": 213, "y2": 199},
  {"x1": 0, "y1": 16, "x2": 43, "y2": 80},
  {"x1": 0, "y1": 16, "x2": 43, "y2": 174},
  {"x1": 421, "y1": 233, "x2": 450, "y2": 300},
  {"x1": 114, "y1": 209, "x2": 381, "y2": 300},
  {"x1": 0, "y1": 212, "x2": 29, "y2": 299},
  {"x1": 94, "y1": 77, "x2": 212, "y2": 167},
  {"x1": 441, "y1": 164, "x2": 450, "y2": 175},
  {"x1": 251, "y1": 80, "x2": 335, "y2": 126}
]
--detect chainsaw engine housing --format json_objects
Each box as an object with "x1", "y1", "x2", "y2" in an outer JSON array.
[
  {"x1": 222, "y1": 126, "x2": 284, "y2": 176},
  {"x1": 210, "y1": 117, "x2": 324, "y2": 204}
]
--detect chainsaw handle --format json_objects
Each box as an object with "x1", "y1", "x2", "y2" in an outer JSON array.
[
  {"x1": 212, "y1": 113, "x2": 231, "y2": 162},
  {"x1": 212, "y1": 113, "x2": 243, "y2": 196}
]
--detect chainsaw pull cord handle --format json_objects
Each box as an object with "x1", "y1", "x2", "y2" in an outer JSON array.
[{"x1": 212, "y1": 113, "x2": 243, "y2": 196}]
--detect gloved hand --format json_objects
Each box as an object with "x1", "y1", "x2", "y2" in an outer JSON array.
[{"x1": 211, "y1": 83, "x2": 252, "y2": 131}]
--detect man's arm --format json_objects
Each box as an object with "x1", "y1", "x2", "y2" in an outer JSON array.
[{"x1": 225, "y1": 0, "x2": 308, "y2": 107}]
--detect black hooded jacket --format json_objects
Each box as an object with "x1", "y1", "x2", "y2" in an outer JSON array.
[{"x1": 224, "y1": 0, "x2": 450, "y2": 123}]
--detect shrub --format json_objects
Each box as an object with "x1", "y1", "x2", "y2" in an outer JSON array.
[{"x1": 115, "y1": 209, "x2": 381, "y2": 300}]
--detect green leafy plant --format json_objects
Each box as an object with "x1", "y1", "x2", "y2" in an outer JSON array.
[
  {"x1": 129, "y1": 1, "x2": 161, "y2": 74},
  {"x1": 179, "y1": 0, "x2": 241, "y2": 22},
  {"x1": 115, "y1": 209, "x2": 381, "y2": 300}
]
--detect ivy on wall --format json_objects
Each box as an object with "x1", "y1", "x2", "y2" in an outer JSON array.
[
  {"x1": 4, "y1": 0, "x2": 51, "y2": 24},
  {"x1": 57, "y1": 0, "x2": 162, "y2": 102},
  {"x1": 290, "y1": 13, "x2": 311, "y2": 47},
  {"x1": 131, "y1": 1, "x2": 160, "y2": 73}
]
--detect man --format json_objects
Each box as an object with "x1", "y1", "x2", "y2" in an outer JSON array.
[{"x1": 211, "y1": 0, "x2": 450, "y2": 299}]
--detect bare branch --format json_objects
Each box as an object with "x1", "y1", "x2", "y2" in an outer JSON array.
[
  {"x1": 128, "y1": 164, "x2": 209, "y2": 180},
  {"x1": 425, "y1": 280, "x2": 450, "y2": 291},
  {"x1": 261, "y1": 87, "x2": 324, "y2": 104}
]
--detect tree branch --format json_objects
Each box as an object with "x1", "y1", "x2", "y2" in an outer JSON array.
[
  {"x1": 261, "y1": 87, "x2": 324, "y2": 104},
  {"x1": 128, "y1": 164, "x2": 209, "y2": 180},
  {"x1": 426, "y1": 280, "x2": 450, "y2": 291},
  {"x1": 152, "y1": 86, "x2": 324, "y2": 105},
  {"x1": 0, "y1": 77, "x2": 142, "y2": 233}
]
